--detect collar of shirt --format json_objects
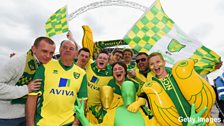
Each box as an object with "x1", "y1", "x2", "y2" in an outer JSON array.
[{"x1": 33, "y1": 54, "x2": 41, "y2": 66}]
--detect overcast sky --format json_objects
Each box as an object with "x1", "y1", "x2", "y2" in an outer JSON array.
[{"x1": 1, "y1": 0, "x2": 224, "y2": 67}]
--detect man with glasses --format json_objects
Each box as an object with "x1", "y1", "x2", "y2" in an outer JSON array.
[{"x1": 128, "y1": 52, "x2": 153, "y2": 89}]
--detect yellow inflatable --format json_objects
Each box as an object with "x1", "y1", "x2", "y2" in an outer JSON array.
[
  {"x1": 142, "y1": 81, "x2": 182, "y2": 126},
  {"x1": 82, "y1": 25, "x2": 94, "y2": 57},
  {"x1": 172, "y1": 59, "x2": 216, "y2": 125}
]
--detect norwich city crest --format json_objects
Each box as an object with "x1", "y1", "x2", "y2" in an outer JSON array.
[
  {"x1": 167, "y1": 39, "x2": 186, "y2": 52},
  {"x1": 73, "y1": 72, "x2": 80, "y2": 79}
]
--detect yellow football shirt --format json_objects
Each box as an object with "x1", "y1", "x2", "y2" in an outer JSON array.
[
  {"x1": 85, "y1": 60, "x2": 113, "y2": 107},
  {"x1": 30, "y1": 60, "x2": 87, "y2": 126}
]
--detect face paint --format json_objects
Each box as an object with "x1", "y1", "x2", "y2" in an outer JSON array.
[
  {"x1": 113, "y1": 64, "x2": 126, "y2": 84},
  {"x1": 149, "y1": 55, "x2": 167, "y2": 78},
  {"x1": 158, "y1": 62, "x2": 163, "y2": 67},
  {"x1": 150, "y1": 65, "x2": 154, "y2": 69}
]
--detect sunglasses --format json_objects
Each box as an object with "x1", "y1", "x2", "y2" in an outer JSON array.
[{"x1": 136, "y1": 58, "x2": 146, "y2": 63}]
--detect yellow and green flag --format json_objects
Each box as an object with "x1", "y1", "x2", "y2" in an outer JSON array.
[
  {"x1": 45, "y1": 6, "x2": 69, "y2": 37},
  {"x1": 124, "y1": 0, "x2": 174, "y2": 52},
  {"x1": 124, "y1": 0, "x2": 221, "y2": 74}
]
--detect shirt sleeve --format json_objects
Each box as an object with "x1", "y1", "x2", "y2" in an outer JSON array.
[
  {"x1": 107, "y1": 79, "x2": 113, "y2": 87},
  {"x1": 77, "y1": 74, "x2": 88, "y2": 99},
  {"x1": 0, "y1": 56, "x2": 29, "y2": 99},
  {"x1": 28, "y1": 65, "x2": 45, "y2": 96}
]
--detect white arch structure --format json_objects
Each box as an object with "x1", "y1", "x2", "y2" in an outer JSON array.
[{"x1": 67, "y1": 0, "x2": 148, "y2": 21}]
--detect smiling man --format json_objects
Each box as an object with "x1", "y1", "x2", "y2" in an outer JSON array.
[
  {"x1": 128, "y1": 52, "x2": 210, "y2": 126},
  {"x1": 85, "y1": 51, "x2": 113, "y2": 124},
  {"x1": 0, "y1": 37, "x2": 55, "y2": 126},
  {"x1": 123, "y1": 48, "x2": 136, "y2": 70},
  {"x1": 109, "y1": 50, "x2": 123, "y2": 65},
  {"x1": 26, "y1": 40, "x2": 88, "y2": 126},
  {"x1": 76, "y1": 48, "x2": 90, "y2": 69},
  {"x1": 128, "y1": 52, "x2": 153, "y2": 93}
]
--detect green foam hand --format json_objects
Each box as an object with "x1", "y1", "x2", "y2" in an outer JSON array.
[
  {"x1": 74, "y1": 98, "x2": 90, "y2": 126},
  {"x1": 187, "y1": 104, "x2": 207, "y2": 126}
]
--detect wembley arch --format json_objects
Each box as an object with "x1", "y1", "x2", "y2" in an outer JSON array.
[{"x1": 67, "y1": 0, "x2": 148, "y2": 21}]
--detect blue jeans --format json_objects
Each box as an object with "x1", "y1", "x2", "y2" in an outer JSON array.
[{"x1": 0, "y1": 117, "x2": 26, "y2": 126}]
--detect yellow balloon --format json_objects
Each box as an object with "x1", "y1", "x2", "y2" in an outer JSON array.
[{"x1": 172, "y1": 59, "x2": 216, "y2": 125}]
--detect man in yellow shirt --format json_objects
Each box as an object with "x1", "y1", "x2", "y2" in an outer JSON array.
[
  {"x1": 128, "y1": 52, "x2": 153, "y2": 92},
  {"x1": 26, "y1": 40, "x2": 88, "y2": 126},
  {"x1": 85, "y1": 51, "x2": 113, "y2": 124}
]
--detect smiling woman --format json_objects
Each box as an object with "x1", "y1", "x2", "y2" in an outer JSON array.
[
  {"x1": 108, "y1": 61, "x2": 139, "y2": 96},
  {"x1": 112, "y1": 61, "x2": 127, "y2": 85}
]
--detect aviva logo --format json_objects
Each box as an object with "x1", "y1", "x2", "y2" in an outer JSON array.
[
  {"x1": 49, "y1": 78, "x2": 74, "y2": 96},
  {"x1": 90, "y1": 76, "x2": 99, "y2": 84},
  {"x1": 58, "y1": 78, "x2": 70, "y2": 87},
  {"x1": 49, "y1": 89, "x2": 74, "y2": 96}
]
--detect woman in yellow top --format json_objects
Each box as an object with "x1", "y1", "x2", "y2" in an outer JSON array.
[
  {"x1": 89, "y1": 61, "x2": 141, "y2": 123},
  {"x1": 75, "y1": 81, "x2": 159, "y2": 126}
]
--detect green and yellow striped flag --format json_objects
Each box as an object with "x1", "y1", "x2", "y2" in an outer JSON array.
[
  {"x1": 45, "y1": 6, "x2": 69, "y2": 37},
  {"x1": 124, "y1": 0, "x2": 174, "y2": 52},
  {"x1": 190, "y1": 46, "x2": 221, "y2": 75},
  {"x1": 124, "y1": 0, "x2": 221, "y2": 75}
]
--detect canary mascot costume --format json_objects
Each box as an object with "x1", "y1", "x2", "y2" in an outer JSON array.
[
  {"x1": 142, "y1": 59, "x2": 216, "y2": 126},
  {"x1": 142, "y1": 81, "x2": 182, "y2": 126},
  {"x1": 172, "y1": 59, "x2": 216, "y2": 126}
]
